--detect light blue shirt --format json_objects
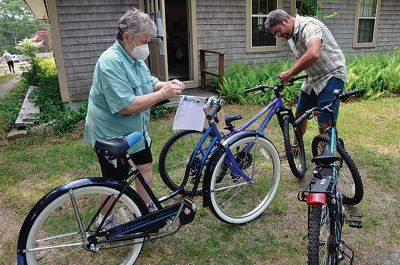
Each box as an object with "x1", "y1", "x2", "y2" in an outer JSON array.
[{"x1": 84, "y1": 40, "x2": 159, "y2": 154}]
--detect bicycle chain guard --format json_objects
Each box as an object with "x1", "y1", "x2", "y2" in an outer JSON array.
[{"x1": 179, "y1": 197, "x2": 197, "y2": 225}]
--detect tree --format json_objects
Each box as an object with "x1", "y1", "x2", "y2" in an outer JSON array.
[
  {"x1": 0, "y1": 0, "x2": 47, "y2": 53},
  {"x1": 31, "y1": 30, "x2": 51, "y2": 52},
  {"x1": 16, "y1": 38, "x2": 41, "y2": 60}
]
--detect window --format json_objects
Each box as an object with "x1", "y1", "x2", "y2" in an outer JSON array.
[
  {"x1": 246, "y1": 0, "x2": 282, "y2": 52},
  {"x1": 354, "y1": 0, "x2": 381, "y2": 47}
]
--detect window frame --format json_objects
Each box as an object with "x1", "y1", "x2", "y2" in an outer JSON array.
[
  {"x1": 245, "y1": 0, "x2": 284, "y2": 53},
  {"x1": 353, "y1": 0, "x2": 381, "y2": 48}
]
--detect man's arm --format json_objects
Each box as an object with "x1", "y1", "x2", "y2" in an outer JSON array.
[{"x1": 278, "y1": 37, "x2": 321, "y2": 83}]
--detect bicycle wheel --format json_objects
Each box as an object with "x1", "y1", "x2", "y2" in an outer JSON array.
[
  {"x1": 18, "y1": 180, "x2": 146, "y2": 265},
  {"x1": 282, "y1": 115, "x2": 306, "y2": 179},
  {"x1": 159, "y1": 129, "x2": 212, "y2": 193},
  {"x1": 205, "y1": 134, "x2": 281, "y2": 224},
  {"x1": 311, "y1": 135, "x2": 363, "y2": 205},
  {"x1": 307, "y1": 205, "x2": 336, "y2": 265}
]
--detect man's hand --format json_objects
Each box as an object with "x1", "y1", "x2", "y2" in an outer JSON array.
[{"x1": 278, "y1": 70, "x2": 294, "y2": 84}]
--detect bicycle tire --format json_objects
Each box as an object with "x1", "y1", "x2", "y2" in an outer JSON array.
[
  {"x1": 158, "y1": 130, "x2": 212, "y2": 193},
  {"x1": 17, "y1": 178, "x2": 147, "y2": 265},
  {"x1": 307, "y1": 205, "x2": 336, "y2": 265},
  {"x1": 204, "y1": 133, "x2": 281, "y2": 224},
  {"x1": 311, "y1": 135, "x2": 363, "y2": 205},
  {"x1": 282, "y1": 115, "x2": 306, "y2": 179}
]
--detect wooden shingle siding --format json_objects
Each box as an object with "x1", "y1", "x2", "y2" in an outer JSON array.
[
  {"x1": 195, "y1": 0, "x2": 399, "y2": 83},
  {"x1": 196, "y1": 0, "x2": 293, "y2": 83},
  {"x1": 52, "y1": 0, "x2": 399, "y2": 101},
  {"x1": 322, "y1": 0, "x2": 400, "y2": 54},
  {"x1": 56, "y1": 0, "x2": 139, "y2": 101}
]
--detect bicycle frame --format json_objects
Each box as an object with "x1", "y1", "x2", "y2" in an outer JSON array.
[
  {"x1": 232, "y1": 87, "x2": 296, "y2": 136},
  {"x1": 92, "y1": 115, "x2": 262, "y2": 242}
]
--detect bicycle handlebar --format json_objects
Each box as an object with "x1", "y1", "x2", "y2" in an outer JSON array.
[
  {"x1": 153, "y1": 99, "x2": 170, "y2": 107},
  {"x1": 244, "y1": 85, "x2": 274, "y2": 93},
  {"x1": 244, "y1": 75, "x2": 308, "y2": 94},
  {"x1": 294, "y1": 88, "x2": 365, "y2": 126},
  {"x1": 337, "y1": 88, "x2": 365, "y2": 101}
]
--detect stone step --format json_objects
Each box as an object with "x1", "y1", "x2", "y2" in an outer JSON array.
[{"x1": 15, "y1": 86, "x2": 40, "y2": 128}]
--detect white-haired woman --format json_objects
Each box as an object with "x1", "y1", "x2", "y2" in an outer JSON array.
[{"x1": 84, "y1": 8, "x2": 185, "y2": 226}]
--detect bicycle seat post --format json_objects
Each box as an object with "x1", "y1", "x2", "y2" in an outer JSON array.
[{"x1": 126, "y1": 155, "x2": 138, "y2": 172}]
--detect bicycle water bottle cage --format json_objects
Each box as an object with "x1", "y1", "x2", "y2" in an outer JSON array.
[
  {"x1": 94, "y1": 131, "x2": 142, "y2": 157},
  {"x1": 311, "y1": 144, "x2": 340, "y2": 165}
]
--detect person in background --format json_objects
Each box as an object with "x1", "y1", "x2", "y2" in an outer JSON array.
[
  {"x1": 84, "y1": 8, "x2": 185, "y2": 227},
  {"x1": 264, "y1": 9, "x2": 347, "y2": 139},
  {"x1": 0, "y1": 51, "x2": 15, "y2": 73}
]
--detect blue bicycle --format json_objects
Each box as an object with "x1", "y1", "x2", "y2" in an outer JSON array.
[
  {"x1": 17, "y1": 96, "x2": 281, "y2": 264},
  {"x1": 159, "y1": 76, "x2": 307, "y2": 195}
]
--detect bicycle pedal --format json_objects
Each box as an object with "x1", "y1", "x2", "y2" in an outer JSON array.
[{"x1": 347, "y1": 215, "x2": 363, "y2": 228}]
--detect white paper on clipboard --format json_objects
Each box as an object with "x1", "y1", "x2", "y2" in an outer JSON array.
[{"x1": 173, "y1": 96, "x2": 206, "y2": 132}]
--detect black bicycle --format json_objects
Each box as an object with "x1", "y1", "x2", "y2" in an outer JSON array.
[
  {"x1": 159, "y1": 76, "x2": 307, "y2": 196},
  {"x1": 17, "y1": 96, "x2": 281, "y2": 264},
  {"x1": 296, "y1": 88, "x2": 364, "y2": 264}
]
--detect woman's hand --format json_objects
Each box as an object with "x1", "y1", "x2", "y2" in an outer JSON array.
[
  {"x1": 160, "y1": 82, "x2": 183, "y2": 99},
  {"x1": 170, "y1": 79, "x2": 185, "y2": 90}
]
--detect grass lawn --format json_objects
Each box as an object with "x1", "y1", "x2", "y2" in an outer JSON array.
[{"x1": 0, "y1": 97, "x2": 399, "y2": 264}]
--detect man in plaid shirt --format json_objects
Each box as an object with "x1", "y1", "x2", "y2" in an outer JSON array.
[{"x1": 265, "y1": 9, "x2": 348, "y2": 136}]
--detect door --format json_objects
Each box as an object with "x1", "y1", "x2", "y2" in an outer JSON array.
[
  {"x1": 165, "y1": 0, "x2": 190, "y2": 81},
  {"x1": 145, "y1": 0, "x2": 198, "y2": 87},
  {"x1": 145, "y1": 0, "x2": 168, "y2": 81}
]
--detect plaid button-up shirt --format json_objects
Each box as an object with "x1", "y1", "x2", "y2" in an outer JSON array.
[{"x1": 288, "y1": 15, "x2": 348, "y2": 95}]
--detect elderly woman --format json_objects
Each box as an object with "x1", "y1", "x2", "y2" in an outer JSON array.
[{"x1": 84, "y1": 8, "x2": 185, "y2": 224}]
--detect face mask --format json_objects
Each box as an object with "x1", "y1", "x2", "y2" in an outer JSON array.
[{"x1": 131, "y1": 43, "x2": 150, "y2": 61}]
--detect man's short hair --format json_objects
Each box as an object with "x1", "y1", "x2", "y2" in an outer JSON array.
[{"x1": 264, "y1": 9, "x2": 291, "y2": 31}]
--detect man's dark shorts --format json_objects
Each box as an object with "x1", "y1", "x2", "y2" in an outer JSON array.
[
  {"x1": 296, "y1": 76, "x2": 344, "y2": 123},
  {"x1": 97, "y1": 145, "x2": 153, "y2": 181}
]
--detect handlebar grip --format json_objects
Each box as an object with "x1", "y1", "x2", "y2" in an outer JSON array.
[
  {"x1": 206, "y1": 104, "x2": 221, "y2": 120},
  {"x1": 244, "y1": 87, "x2": 259, "y2": 93},
  {"x1": 338, "y1": 89, "x2": 365, "y2": 100},
  {"x1": 294, "y1": 109, "x2": 313, "y2": 127}
]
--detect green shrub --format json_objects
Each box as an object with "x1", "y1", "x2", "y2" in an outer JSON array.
[
  {"x1": 0, "y1": 78, "x2": 29, "y2": 131},
  {"x1": 218, "y1": 50, "x2": 400, "y2": 105},
  {"x1": 55, "y1": 102, "x2": 87, "y2": 133},
  {"x1": 151, "y1": 104, "x2": 175, "y2": 120},
  {"x1": 346, "y1": 49, "x2": 400, "y2": 98},
  {"x1": 216, "y1": 60, "x2": 301, "y2": 105},
  {"x1": 25, "y1": 58, "x2": 86, "y2": 133}
]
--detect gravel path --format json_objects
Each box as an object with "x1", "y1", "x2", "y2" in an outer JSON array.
[{"x1": 0, "y1": 75, "x2": 21, "y2": 99}]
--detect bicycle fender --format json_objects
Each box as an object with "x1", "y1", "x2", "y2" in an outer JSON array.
[
  {"x1": 222, "y1": 130, "x2": 265, "y2": 147},
  {"x1": 202, "y1": 131, "x2": 265, "y2": 207},
  {"x1": 16, "y1": 177, "x2": 145, "y2": 264}
]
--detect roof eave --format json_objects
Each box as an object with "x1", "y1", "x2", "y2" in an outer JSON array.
[{"x1": 23, "y1": 0, "x2": 48, "y2": 21}]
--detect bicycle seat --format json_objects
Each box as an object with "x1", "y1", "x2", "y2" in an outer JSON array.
[
  {"x1": 225, "y1": 115, "x2": 242, "y2": 124},
  {"x1": 94, "y1": 131, "x2": 142, "y2": 157},
  {"x1": 214, "y1": 114, "x2": 242, "y2": 124},
  {"x1": 311, "y1": 145, "x2": 340, "y2": 165}
]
